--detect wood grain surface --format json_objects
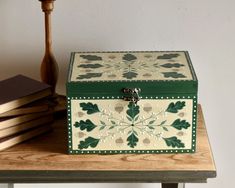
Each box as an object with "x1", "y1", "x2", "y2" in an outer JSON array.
[{"x1": 0, "y1": 105, "x2": 216, "y2": 183}]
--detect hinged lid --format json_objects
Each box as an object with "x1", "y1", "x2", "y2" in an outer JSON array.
[{"x1": 67, "y1": 51, "x2": 197, "y2": 96}]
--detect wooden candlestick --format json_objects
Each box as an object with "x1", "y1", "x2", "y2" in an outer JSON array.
[{"x1": 39, "y1": 0, "x2": 58, "y2": 94}]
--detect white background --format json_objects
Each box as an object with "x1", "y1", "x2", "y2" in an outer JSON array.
[{"x1": 0, "y1": 0, "x2": 235, "y2": 187}]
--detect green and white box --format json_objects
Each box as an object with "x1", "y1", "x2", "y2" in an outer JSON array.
[{"x1": 67, "y1": 51, "x2": 198, "y2": 154}]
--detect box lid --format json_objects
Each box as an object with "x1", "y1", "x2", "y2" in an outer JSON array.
[{"x1": 67, "y1": 51, "x2": 197, "y2": 96}]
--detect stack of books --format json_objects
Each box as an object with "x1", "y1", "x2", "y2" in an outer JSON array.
[{"x1": 0, "y1": 75, "x2": 54, "y2": 151}]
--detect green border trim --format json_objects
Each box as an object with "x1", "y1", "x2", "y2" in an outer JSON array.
[
  {"x1": 67, "y1": 81, "x2": 197, "y2": 96},
  {"x1": 67, "y1": 95, "x2": 197, "y2": 155},
  {"x1": 67, "y1": 98, "x2": 73, "y2": 153}
]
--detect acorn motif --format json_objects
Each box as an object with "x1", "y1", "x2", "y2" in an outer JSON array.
[
  {"x1": 78, "y1": 112, "x2": 84, "y2": 117},
  {"x1": 143, "y1": 73, "x2": 152, "y2": 78},
  {"x1": 115, "y1": 103, "x2": 124, "y2": 113},
  {"x1": 108, "y1": 55, "x2": 116, "y2": 59},
  {"x1": 77, "y1": 132, "x2": 85, "y2": 138},
  {"x1": 143, "y1": 138, "x2": 151, "y2": 145},
  {"x1": 178, "y1": 112, "x2": 185, "y2": 117},
  {"x1": 85, "y1": 60, "x2": 92, "y2": 64},
  {"x1": 177, "y1": 131, "x2": 185, "y2": 136},
  {"x1": 143, "y1": 103, "x2": 152, "y2": 113},
  {"x1": 108, "y1": 74, "x2": 117, "y2": 78},
  {"x1": 144, "y1": 54, "x2": 152, "y2": 58},
  {"x1": 115, "y1": 137, "x2": 124, "y2": 146},
  {"x1": 84, "y1": 69, "x2": 92, "y2": 73}
]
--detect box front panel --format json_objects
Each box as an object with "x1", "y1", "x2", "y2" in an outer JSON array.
[{"x1": 67, "y1": 95, "x2": 197, "y2": 154}]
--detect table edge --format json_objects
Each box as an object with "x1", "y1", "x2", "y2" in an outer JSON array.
[{"x1": 0, "y1": 170, "x2": 216, "y2": 183}]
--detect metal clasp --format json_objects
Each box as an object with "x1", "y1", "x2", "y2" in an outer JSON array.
[{"x1": 122, "y1": 88, "x2": 141, "y2": 104}]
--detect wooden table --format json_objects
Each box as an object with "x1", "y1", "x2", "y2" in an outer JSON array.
[{"x1": 0, "y1": 105, "x2": 216, "y2": 188}]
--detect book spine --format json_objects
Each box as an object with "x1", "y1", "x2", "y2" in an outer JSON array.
[
  {"x1": 0, "y1": 115, "x2": 53, "y2": 138},
  {"x1": 0, "y1": 125, "x2": 52, "y2": 151}
]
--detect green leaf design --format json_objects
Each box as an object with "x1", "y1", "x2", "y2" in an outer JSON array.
[
  {"x1": 166, "y1": 101, "x2": 185, "y2": 113},
  {"x1": 126, "y1": 115, "x2": 132, "y2": 121},
  {"x1": 160, "y1": 120, "x2": 167, "y2": 125},
  {"x1": 153, "y1": 63, "x2": 159, "y2": 68},
  {"x1": 78, "y1": 64, "x2": 103, "y2": 68},
  {"x1": 74, "y1": 120, "x2": 96, "y2": 132},
  {"x1": 148, "y1": 126, "x2": 155, "y2": 130},
  {"x1": 77, "y1": 73, "x2": 102, "y2": 80},
  {"x1": 80, "y1": 102, "x2": 100, "y2": 114},
  {"x1": 161, "y1": 63, "x2": 184, "y2": 68},
  {"x1": 100, "y1": 121, "x2": 106, "y2": 125},
  {"x1": 163, "y1": 127, "x2": 169, "y2": 131},
  {"x1": 163, "y1": 136, "x2": 185, "y2": 148},
  {"x1": 78, "y1": 137, "x2": 100, "y2": 149},
  {"x1": 126, "y1": 102, "x2": 140, "y2": 120},
  {"x1": 134, "y1": 115, "x2": 139, "y2": 121},
  {"x1": 157, "y1": 53, "x2": 179, "y2": 59},
  {"x1": 172, "y1": 119, "x2": 190, "y2": 130},
  {"x1": 127, "y1": 132, "x2": 139, "y2": 148},
  {"x1": 133, "y1": 130, "x2": 138, "y2": 135},
  {"x1": 80, "y1": 55, "x2": 102, "y2": 61},
  {"x1": 149, "y1": 120, "x2": 155, "y2": 124},
  {"x1": 99, "y1": 125, "x2": 105, "y2": 130},
  {"x1": 123, "y1": 54, "x2": 137, "y2": 61},
  {"x1": 162, "y1": 72, "x2": 186, "y2": 78},
  {"x1": 122, "y1": 71, "x2": 138, "y2": 79}
]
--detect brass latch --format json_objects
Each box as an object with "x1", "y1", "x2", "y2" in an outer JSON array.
[{"x1": 122, "y1": 88, "x2": 141, "y2": 104}]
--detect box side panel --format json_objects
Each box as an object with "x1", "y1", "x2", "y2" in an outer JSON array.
[
  {"x1": 67, "y1": 52, "x2": 76, "y2": 83},
  {"x1": 184, "y1": 51, "x2": 198, "y2": 81},
  {"x1": 67, "y1": 95, "x2": 197, "y2": 154}
]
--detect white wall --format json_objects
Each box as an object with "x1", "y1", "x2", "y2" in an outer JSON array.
[{"x1": 1, "y1": 0, "x2": 235, "y2": 187}]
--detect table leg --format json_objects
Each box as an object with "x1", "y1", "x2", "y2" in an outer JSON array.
[
  {"x1": 8, "y1": 184, "x2": 14, "y2": 188},
  {"x1": 162, "y1": 183, "x2": 185, "y2": 188},
  {"x1": 0, "y1": 184, "x2": 14, "y2": 188}
]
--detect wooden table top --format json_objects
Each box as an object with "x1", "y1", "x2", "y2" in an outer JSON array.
[{"x1": 0, "y1": 105, "x2": 216, "y2": 183}]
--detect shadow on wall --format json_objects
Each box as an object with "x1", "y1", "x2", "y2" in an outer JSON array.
[
  {"x1": 0, "y1": 57, "x2": 68, "y2": 96},
  {"x1": 0, "y1": 60, "x2": 40, "y2": 81}
]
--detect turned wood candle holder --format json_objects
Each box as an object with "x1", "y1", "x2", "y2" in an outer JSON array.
[{"x1": 39, "y1": 0, "x2": 58, "y2": 94}]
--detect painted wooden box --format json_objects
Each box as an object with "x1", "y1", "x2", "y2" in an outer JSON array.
[{"x1": 67, "y1": 51, "x2": 198, "y2": 154}]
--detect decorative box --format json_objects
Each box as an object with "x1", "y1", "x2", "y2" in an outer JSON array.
[{"x1": 67, "y1": 51, "x2": 198, "y2": 154}]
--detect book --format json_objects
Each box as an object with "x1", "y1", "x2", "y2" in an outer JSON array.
[
  {"x1": 0, "y1": 115, "x2": 53, "y2": 138},
  {"x1": 0, "y1": 124, "x2": 52, "y2": 151},
  {"x1": 0, "y1": 98, "x2": 51, "y2": 118},
  {"x1": 0, "y1": 109, "x2": 53, "y2": 130},
  {"x1": 54, "y1": 95, "x2": 66, "y2": 113},
  {"x1": 0, "y1": 75, "x2": 52, "y2": 114}
]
